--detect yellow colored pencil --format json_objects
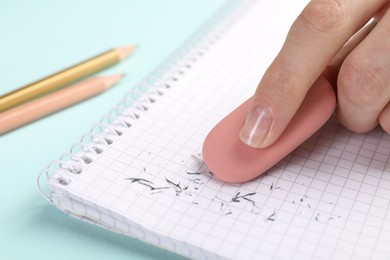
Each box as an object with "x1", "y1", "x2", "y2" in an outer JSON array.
[
  {"x1": 0, "y1": 75, "x2": 123, "y2": 135},
  {"x1": 0, "y1": 45, "x2": 134, "y2": 112}
]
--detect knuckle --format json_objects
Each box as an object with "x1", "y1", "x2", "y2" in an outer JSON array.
[
  {"x1": 262, "y1": 68, "x2": 303, "y2": 102},
  {"x1": 338, "y1": 61, "x2": 386, "y2": 107},
  {"x1": 300, "y1": 0, "x2": 348, "y2": 32}
]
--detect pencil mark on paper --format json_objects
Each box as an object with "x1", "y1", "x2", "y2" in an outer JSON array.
[
  {"x1": 312, "y1": 211, "x2": 341, "y2": 222},
  {"x1": 215, "y1": 191, "x2": 260, "y2": 215},
  {"x1": 191, "y1": 178, "x2": 203, "y2": 184},
  {"x1": 300, "y1": 194, "x2": 308, "y2": 202},
  {"x1": 231, "y1": 192, "x2": 257, "y2": 206},
  {"x1": 125, "y1": 177, "x2": 169, "y2": 191},
  {"x1": 165, "y1": 178, "x2": 183, "y2": 196},
  {"x1": 328, "y1": 216, "x2": 340, "y2": 221},
  {"x1": 265, "y1": 210, "x2": 276, "y2": 222},
  {"x1": 269, "y1": 182, "x2": 281, "y2": 191},
  {"x1": 186, "y1": 171, "x2": 201, "y2": 175}
]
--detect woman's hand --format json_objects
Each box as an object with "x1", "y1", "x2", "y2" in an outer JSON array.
[{"x1": 240, "y1": 0, "x2": 390, "y2": 148}]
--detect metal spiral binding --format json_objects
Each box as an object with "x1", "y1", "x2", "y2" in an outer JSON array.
[{"x1": 37, "y1": 0, "x2": 255, "y2": 201}]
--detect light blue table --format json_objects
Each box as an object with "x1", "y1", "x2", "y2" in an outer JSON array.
[{"x1": 0, "y1": 1, "x2": 226, "y2": 259}]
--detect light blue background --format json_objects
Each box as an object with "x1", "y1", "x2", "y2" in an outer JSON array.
[{"x1": 0, "y1": 1, "x2": 226, "y2": 259}]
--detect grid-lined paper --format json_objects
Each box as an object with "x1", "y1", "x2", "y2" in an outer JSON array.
[{"x1": 48, "y1": 0, "x2": 390, "y2": 259}]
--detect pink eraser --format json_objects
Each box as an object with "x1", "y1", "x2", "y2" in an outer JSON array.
[{"x1": 203, "y1": 77, "x2": 336, "y2": 183}]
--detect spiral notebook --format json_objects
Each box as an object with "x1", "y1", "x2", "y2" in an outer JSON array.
[{"x1": 38, "y1": 0, "x2": 390, "y2": 259}]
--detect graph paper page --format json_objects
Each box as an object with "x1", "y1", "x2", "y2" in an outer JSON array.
[{"x1": 51, "y1": 1, "x2": 390, "y2": 259}]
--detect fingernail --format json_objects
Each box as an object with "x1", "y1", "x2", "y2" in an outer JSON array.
[{"x1": 239, "y1": 105, "x2": 273, "y2": 148}]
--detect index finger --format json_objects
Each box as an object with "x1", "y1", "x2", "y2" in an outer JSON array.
[{"x1": 239, "y1": 0, "x2": 387, "y2": 148}]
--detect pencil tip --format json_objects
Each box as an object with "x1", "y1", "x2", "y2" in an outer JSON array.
[
  {"x1": 102, "y1": 74, "x2": 124, "y2": 89},
  {"x1": 116, "y1": 44, "x2": 136, "y2": 60}
]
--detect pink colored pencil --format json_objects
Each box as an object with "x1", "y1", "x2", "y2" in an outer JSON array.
[{"x1": 0, "y1": 75, "x2": 123, "y2": 135}]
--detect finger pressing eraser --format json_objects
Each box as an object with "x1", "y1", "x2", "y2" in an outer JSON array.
[{"x1": 202, "y1": 76, "x2": 336, "y2": 183}]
